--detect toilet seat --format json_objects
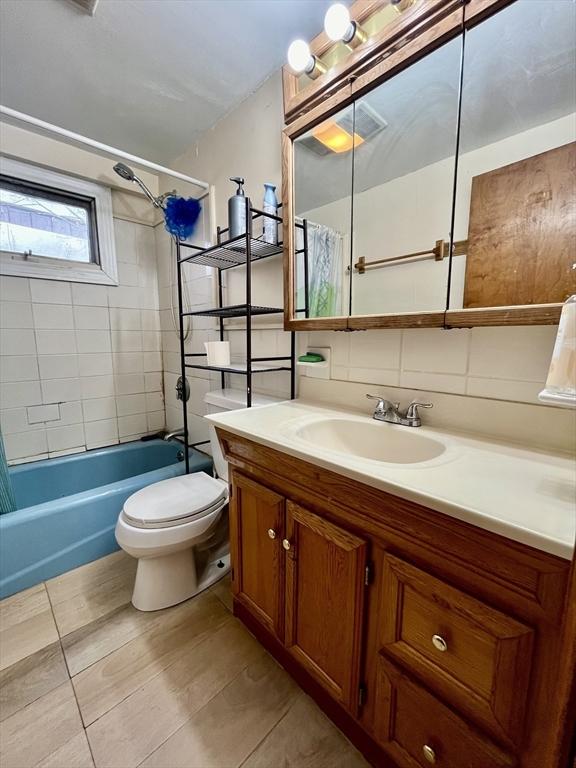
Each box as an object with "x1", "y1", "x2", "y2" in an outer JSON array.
[{"x1": 122, "y1": 472, "x2": 228, "y2": 530}]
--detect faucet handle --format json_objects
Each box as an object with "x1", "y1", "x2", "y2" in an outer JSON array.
[
  {"x1": 405, "y1": 401, "x2": 433, "y2": 421},
  {"x1": 366, "y1": 394, "x2": 400, "y2": 411},
  {"x1": 366, "y1": 393, "x2": 384, "y2": 407}
]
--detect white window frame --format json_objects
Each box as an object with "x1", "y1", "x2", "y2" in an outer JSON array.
[{"x1": 0, "y1": 157, "x2": 118, "y2": 285}]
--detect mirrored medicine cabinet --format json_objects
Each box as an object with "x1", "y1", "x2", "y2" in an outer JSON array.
[{"x1": 282, "y1": 0, "x2": 576, "y2": 330}]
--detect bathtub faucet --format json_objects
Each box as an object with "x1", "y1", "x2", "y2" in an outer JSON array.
[{"x1": 163, "y1": 429, "x2": 186, "y2": 442}]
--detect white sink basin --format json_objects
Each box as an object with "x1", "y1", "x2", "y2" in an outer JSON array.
[{"x1": 294, "y1": 417, "x2": 446, "y2": 464}]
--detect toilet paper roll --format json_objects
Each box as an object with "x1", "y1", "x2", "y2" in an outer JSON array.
[{"x1": 204, "y1": 341, "x2": 230, "y2": 367}]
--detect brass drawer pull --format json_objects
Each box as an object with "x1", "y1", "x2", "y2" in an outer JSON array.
[
  {"x1": 422, "y1": 744, "x2": 436, "y2": 764},
  {"x1": 267, "y1": 529, "x2": 277, "y2": 540},
  {"x1": 282, "y1": 539, "x2": 291, "y2": 551},
  {"x1": 432, "y1": 634, "x2": 448, "y2": 653}
]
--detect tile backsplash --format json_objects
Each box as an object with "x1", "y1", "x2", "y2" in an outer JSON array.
[
  {"x1": 0, "y1": 218, "x2": 165, "y2": 464},
  {"x1": 305, "y1": 325, "x2": 557, "y2": 406}
]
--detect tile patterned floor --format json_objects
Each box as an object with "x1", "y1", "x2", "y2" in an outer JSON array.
[{"x1": 0, "y1": 552, "x2": 369, "y2": 768}]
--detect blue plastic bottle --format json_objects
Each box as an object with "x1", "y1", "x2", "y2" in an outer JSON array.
[{"x1": 263, "y1": 183, "x2": 278, "y2": 245}]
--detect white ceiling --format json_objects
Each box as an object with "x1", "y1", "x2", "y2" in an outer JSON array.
[{"x1": 0, "y1": 0, "x2": 337, "y2": 163}]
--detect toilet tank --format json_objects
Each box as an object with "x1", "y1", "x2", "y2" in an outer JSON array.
[{"x1": 203, "y1": 389, "x2": 281, "y2": 481}]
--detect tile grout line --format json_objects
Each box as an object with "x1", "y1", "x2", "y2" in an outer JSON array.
[
  {"x1": 75, "y1": 598, "x2": 234, "y2": 728},
  {"x1": 133, "y1": 646, "x2": 269, "y2": 768},
  {"x1": 43, "y1": 579, "x2": 99, "y2": 768},
  {"x1": 80, "y1": 611, "x2": 235, "y2": 731},
  {"x1": 237, "y1": 694, "x2": 299, "y2": 768}
]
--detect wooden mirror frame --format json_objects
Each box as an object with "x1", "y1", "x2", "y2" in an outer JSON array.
[{"x1": 282, "y1": 0, "x2": 564, "y2": 331}]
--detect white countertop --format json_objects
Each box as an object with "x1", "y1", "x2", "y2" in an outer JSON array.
[{"x1": 206, "y1": 399, "x2": 576, "y2": 560}]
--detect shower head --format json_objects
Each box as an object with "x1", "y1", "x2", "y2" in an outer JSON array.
[
  {"x1": 112, "y1": 161, "x2": 169, "y2": 208},
  {"x1": 113, "y1": 162, "x2": 136, "y2": 182}
]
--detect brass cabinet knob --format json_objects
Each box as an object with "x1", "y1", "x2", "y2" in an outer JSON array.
[
  {"x1": 267, "y1": 529, "x2": 277, "y2": 540},
  {"x1": 422, "y1": 744, "x2": 436, "y2": 764},
  {"x1": 432, "y1": 634, "x2": 448, "y2": 652},
  {"x1": 282, "y1": 539, "x2": 291, "y2": 551}
]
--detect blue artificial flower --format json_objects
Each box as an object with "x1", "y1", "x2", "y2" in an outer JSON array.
[{"x1": 164, "y1": 196, "x2": 202, "y2": 239}]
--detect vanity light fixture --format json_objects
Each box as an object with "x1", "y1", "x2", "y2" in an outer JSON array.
[
  {"x1": 287, "y1": 39, "x2": 327, "y2": 79},
  {"x1": 324, "y1": 3, "x2": 367, "y2": 49}
]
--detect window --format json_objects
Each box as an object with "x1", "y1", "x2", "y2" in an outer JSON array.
[
  {"x1": 0, "y1": 158, "x2": 117, "y2": 285},
  {"x1": 0, "y1": 177, "x2": 98, "y2": 264}
]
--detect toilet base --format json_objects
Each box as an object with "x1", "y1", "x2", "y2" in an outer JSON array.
[{"x1": 132, "y1": 549, "x2": 231, "y2": 612}]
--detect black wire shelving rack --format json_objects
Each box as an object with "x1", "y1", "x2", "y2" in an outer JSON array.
[{"x1": 175, "y1": 198, "x2": 296, "y2": 474}]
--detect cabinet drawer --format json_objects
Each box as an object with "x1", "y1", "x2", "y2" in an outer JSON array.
[
  {"x1": 379, "y1": 554, "x2": 533, "y2": 745},
  {"x1": 375, "y1": 657, "x2": 515, "y2": 768}
]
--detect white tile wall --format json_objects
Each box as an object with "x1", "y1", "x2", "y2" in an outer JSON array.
[
  {"x1": 0, "y1": 276, "x2": 31, "y2": 302},
  {"x1": 0, "y1": 356, "x2": 39, "y2": 382},
  {"x1": 301, "y1": 325, "x2": 557, "y2": 407},
  {"x1": 0, "y1": 217, "x2": 165, "y2": 463},
  {"x1": 0, "y1": 381, "x2": 42, "y2": 409},
  {"x1": 32, "y1": 304, "x2": 73, "y2": 329},
  {"x1": 110, "y1": 308, "x2": 140, "y2": 331},
  {"x1": 30, "y1": 279, "x2": 71, "y2": 304},
  {"x1": 36, "y1": 330, "x2": 77, "y2": 355},
  {"x1": 118, "y1": 413, "x2": 147, "y2": 438},
  {"x1": 78, "y1": 353, "x2": 113, "y2": 377},
  {"x1": 27, "y1": 404, "x2": 60, "y2": 424},
  {"x1": 114, "y1": 373, "x2": 145, "y2": 396},
  {"x1": 71, "y1": 283, "x2": 108, "y2": 307},
  {"x1": 85, "y1": 418, "x2": 119, "y2": 450},
  {"x1": 46, "y1": 424, "x2": 85, "y2": 453},
  {"x1": 2, "y1": 430, "x2": 48, "y2": 462},
  {"x1": 1, "y1": 302, "x2": 33, "y2": 328},
  {"x1": 38, "y1": 355, "x2": 79, "y2": 380},
  {"x1": 76, "y1": 330, "x2": 111, "y2": 354},
  {"x1": 41, "y1": 378, "x2": 81, "y2": 404},
  {"x1": 81, "y1": 375, "x2": 115, "y2": 400},
  {"x1": 73, "y1": 306, "x2": 110, "y2": 330},
  {"x1": 0, "y1": 329, "x2": 36, "y2": 356}
]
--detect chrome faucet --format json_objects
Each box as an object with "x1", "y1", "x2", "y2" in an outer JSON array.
[
  {"x1": 163, "y1": 428, "x2": 186, "y2": 442},
  {"x1": 366, "y1": 394, "x2": 433, "y2": 428}
]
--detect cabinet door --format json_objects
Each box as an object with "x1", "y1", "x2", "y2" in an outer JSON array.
[
  {"x1": 230, "y1": 472, "x2": 285, "y2": 639},
  {"x1": 284, "y1": 500, "x2": 367, "y2": 714}
]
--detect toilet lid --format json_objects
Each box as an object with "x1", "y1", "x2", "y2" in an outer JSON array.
[{"x1": 123, "y1": 472, "x2": 228, "y2": 528}]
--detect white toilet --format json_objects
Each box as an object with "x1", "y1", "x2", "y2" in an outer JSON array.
[{"x1": 115, "y1": 388, "x2": 278, "y2": 611}]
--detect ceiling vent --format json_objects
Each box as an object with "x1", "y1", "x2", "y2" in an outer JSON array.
[
  {"x1": 342, "y1": 102, "x2": 388, "y2": 141},
  {"x1": 65, "y1": 0, "x2": 99, "y2": 15},
  {"x1": 300, "y1": 102, "x2": 387, "y2": 156}
]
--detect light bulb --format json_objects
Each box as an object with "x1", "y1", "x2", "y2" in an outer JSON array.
[
  {"x1": 324, "y1": 3, "x2": 352, "y2": 42},
  {"x1": 287, "y1": 39, "x2": 312, "y2": 73}
]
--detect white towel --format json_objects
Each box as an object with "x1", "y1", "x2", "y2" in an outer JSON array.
[{"x1": 539, "y1": 296, "x2": 576, "y2": 408}]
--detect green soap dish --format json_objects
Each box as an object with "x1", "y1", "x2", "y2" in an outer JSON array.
[{"x1": 298, "y1": 353, "x2": 325, "y2": 363}]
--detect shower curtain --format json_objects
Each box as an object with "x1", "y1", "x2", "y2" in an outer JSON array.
[
  {"x1": 297, "y1": 221, "x2": 344, "y2": 317},
  {"x1": 0, "y1": 429, "x2": 16, "y2": 514}
]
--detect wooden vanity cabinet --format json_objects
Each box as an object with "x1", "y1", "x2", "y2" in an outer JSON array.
[
  {"x1": 230, "y1": 473, "x2": 368, "y2": 714},
  {"x1": 221, "y1": 430, "x2": 574, "y2": 768}
]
